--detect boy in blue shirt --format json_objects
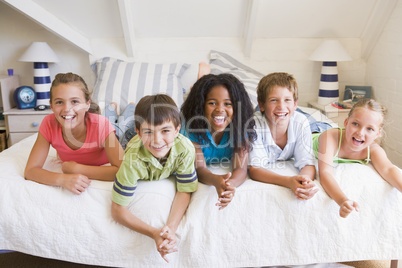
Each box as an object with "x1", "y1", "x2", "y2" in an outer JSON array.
[
  {"x1": 248, "y1": 73, "x2": 318, "y2": 200},
  {"x1": 111, "y1": 94, "x2": 197, "y2": 262}
]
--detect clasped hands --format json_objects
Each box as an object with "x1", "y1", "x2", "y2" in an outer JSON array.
[
  {"x1": 290, "y1": 175, "x2": 318, "y2": 200},
  {"x1": 213, "y1": 172, "x2": 235, "y2": 210},
  {"x1": 153, "y1": 225, "x2": 178, "y2": 263}
]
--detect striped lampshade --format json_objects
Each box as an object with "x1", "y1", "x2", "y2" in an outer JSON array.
[
  {"x1": 309, "y1": 40, "x2": 351, "y2": 105},
  {"x1": 19, "y1": 42, "x2": 59, "y2": 109}
]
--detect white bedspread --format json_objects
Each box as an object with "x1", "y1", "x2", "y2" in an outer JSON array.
[{"x1": 1, "y1": 134, "x2": 402, "y2": 267}]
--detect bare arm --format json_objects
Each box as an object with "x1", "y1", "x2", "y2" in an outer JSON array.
[
  {"x1": 193, "y1": 142, "x2": 222, "y2": 185},
  {"x1": 166, "y1": 191, "x2": 191, "y2": 232},
  {"x1": 248, "y1": 164, "x2": 317, "y2": 199},
  {"x1": 111, "y1": 201, "x2": 178, "y2": 262},
  {"x1": 317, "y1": 130, "x2": 349, "y2": 205},
  {"x1": 111, "y1": 201, "x2": 160, "y2": 238},
  {"x1": 24, "y1": 133, "x2": 91, "y2": 194},
  {"x1": 228, "y1": 147, "x2": 248, "y2": 187},
  {"x1": 192, "y1": 141, "x2": 236, "y2": 209},
  {"x1": 317, "y1": 130, "x2": 359, "y2": 217},
  {"x1": 62, "y1": 133, "x2": 124, "y2": 181},
  {"x1": 192, "y1": 142, "x2": 231, "y2": 191},
  {"x1": 300, "y1": 165, "x2": 316, "y2": 181},
  {"x1": 371, "y1": 144, "x2": 402, "y2": 192}
]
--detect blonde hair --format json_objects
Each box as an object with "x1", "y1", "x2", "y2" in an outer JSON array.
[
  {"x1": 348, "y1": 99, "x2": 387, "y2": 128},
  {"x1": 257, "y1": 72, "x2": 298, "y2": 104}
]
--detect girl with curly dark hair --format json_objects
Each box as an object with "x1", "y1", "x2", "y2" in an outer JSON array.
[{"x1": 181, "y1": 67, "x2": 256, "y2": 210}]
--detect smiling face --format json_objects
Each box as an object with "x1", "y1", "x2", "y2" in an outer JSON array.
[
  {"x1": 50, "y1": 83, "x2": 90, "y2": 130},
  {"x1": 344, "y1": 108, "x2": 382, "y2": 150},
  {"x1": 136, "y1": 120, "x2": 180, "y2": 159},
  {"x1": 259, "y1": 86, "x2": 297, "y2": 128},
  {"x1": 204, "y1": 86, "x2": 234, "y2": 134}
]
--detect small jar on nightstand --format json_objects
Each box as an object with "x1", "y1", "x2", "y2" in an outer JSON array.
[
  {"x1": 3, "y1": 108, "x2": 53, "y2": 147},
  {"x1": 307, "y1": 100, "x2": 351, "y2": 127}
]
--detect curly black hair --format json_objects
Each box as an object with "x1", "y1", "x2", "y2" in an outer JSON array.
[{"x1": 181, "y1": 73, "x2": 256, "y2": 151}]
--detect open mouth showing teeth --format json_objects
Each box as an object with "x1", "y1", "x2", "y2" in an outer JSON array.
[
  {"x1": 213, "y1": 116, "x2": 225, "y2": 124},
  {"x1": 62, "y1": 115, "x2": 76, "y2": 120},
  {"x1": 353, "y1": 137, "x2": 364, "y2": 145},
  {"x1": 274, "y1": 113, "x2": 288, "y2": 118},
  {"x1": 274, "y1": 112, "x2": 288, "y2": 118},
  {"x1": 152, "y1": 145, "x2": 166, "y2": 150}
]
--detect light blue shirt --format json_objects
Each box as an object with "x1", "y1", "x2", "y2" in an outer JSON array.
[{"x1": 248, "y1": 111, "x2": 315, "y2": 170}]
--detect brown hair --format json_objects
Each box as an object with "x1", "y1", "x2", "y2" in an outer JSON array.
[
  {"x1": 50, "y1": 72, "x2": 98, "y2": 113},
  {"x1": 348, "y1": 99, "x2": 387, "y2": 128},
  {"x1": 257, "y1": 72, "x2": 299, "y2": 104},
  {"x1": 134, "y1": 94, "x2": 180, "y2": 130}
]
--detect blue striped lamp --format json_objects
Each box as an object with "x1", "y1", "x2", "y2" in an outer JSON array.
[
  {"x1": 19, "y1": 42, "x2": 59, "y2": 109},
  {"x1": 309, "y1": 40, "x2": 352, "y2": 105}
]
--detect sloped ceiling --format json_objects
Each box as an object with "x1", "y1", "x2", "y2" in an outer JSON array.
[{"x1": 2, "y1": 0, "x2": 398, "y2": 58}]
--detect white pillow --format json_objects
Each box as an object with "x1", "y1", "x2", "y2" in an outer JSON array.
[
  {"x1": 92, "y1": 57, "x2": 190, "y2": 113},
  {"x1": 209, "y1": 50, "x2": 264, "y2": 108}
]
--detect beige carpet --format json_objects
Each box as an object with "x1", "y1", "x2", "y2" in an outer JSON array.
[{"x1": 0, "y1": 252, "x2": 392, "y2": 267}]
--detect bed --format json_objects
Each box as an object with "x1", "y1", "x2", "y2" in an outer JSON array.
[{"x1": 1, "y1": 51, "x2": 401, "y2": 267}]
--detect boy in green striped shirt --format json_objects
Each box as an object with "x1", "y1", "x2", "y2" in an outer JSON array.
[{"x1": 111, "y1": 94, "x2": 197, "y2": 262}]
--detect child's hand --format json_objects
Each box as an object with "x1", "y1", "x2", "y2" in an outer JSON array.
[
  {"x1": 213, "y1": 173, "x2": 235, "y2": 209},
  {"x1": 153, "y1": 226, "x2": 178, "y2": 263},
  {"x1": 217, "y1": 181, "x2": 236, "y2": 210},
  {"x1": 62, "y1": 161, "x2": 80, "y2": 174},
  {"x1": 339, "y1": 200, "x2": 359, "y2": 218},
  {"x1": 290, "y1": 175, "x2": 318, "y2": 200},
  {"x1": 213, "y1": 172, "x2": 231, "y2": 196},
  {"x1": 61, "y1": 174, "x2": 91, "y2": 195}
]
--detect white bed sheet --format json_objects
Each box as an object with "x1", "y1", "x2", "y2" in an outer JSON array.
[{"x1": 1, "y1": 134, "x2": 402, "y2": 267}]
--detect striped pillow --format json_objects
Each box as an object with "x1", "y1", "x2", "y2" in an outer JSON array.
[
  {"x1": 209, "y1": 50, "x2": 264, "y2": 108},
  {"x1": 92, "y1": 57, "x2": 190, "y2": 113}
]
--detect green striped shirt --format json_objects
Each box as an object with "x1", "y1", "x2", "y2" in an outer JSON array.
[{"x1": 112, "y1": 133, "x2": 198, "y2": 206}]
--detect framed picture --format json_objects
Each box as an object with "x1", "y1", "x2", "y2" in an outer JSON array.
[{"x1": 343, "y1": 85, "x2": 372, "y2": 103}]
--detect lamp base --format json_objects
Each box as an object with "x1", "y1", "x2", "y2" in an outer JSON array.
[
  {"x1": 34, "y1": 105, "x2": 50, "y2": 111},
  {"x1": 33, "y1": 62, "x2": 51, "y2": 108},
  {"x1": 318, "y1": 96, "x2": 339, "y2": 106},
  {"x1": 317, "y1": 61, "x2": 339, "y2": 106}
]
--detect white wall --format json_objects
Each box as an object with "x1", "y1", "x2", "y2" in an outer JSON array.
[
  {"x1": 1, "y1": 0, "x2": 366, "y2": 107},
  {"x1": 1, "y1": 2, "x2": 366, "y2": 108},
  {"x1": 0, "y1": 1, "x2": 94, "y2": 91},
  {"x1": 366, "y1": 0, "x2": 402, "y2": 167}
]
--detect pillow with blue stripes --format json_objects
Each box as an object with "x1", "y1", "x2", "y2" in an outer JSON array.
[
  {"x1": 92, "y1": 57, "x2": 190, "y2": 113},
  {"x1": 209, "y1": 50, "x2": 264, "y2": 109}
]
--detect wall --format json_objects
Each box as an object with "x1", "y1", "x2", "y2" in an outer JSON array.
[
  {"x1": 0, "y1": 1, "x2": 365, "y2": 108},
  {"x1": 366, "y1": 0, "x2": 402, "y2": 167},
  {"x1": 0, "y1": 2, "x2": 93, "y2": 91}
]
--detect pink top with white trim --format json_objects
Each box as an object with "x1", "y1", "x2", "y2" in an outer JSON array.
[{"x1": 39, "y1": 113, "x2": 115, "y2": 166}]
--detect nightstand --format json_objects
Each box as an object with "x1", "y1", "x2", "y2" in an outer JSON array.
[
  {"x1": 307, "y1": 100, "x2": 351, "y2": 126},
  {"x1": 3, "y1": 108, "x2": 53, "y2": 147},
  {"x1": 0, "y1": 75, "x2": 53, "y2": 147},
  {"x1": 0, "y1": 75, "x2": 21, "y2": 150}
]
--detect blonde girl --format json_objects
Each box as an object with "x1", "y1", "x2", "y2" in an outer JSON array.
[
  {"x1": 314, "y1": 99, "x2": 402, "y2": 217},
  {"x1": 25, "y1": 73, "x2": 123, "y2": 195}
]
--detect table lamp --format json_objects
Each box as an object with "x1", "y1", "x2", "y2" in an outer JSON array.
[
  {"x1": 19, "y1": 42, "x2": 59, "y2": 110},
  {"x1": 309, "y1": 40, "x2": 352, "y2": 105}
]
